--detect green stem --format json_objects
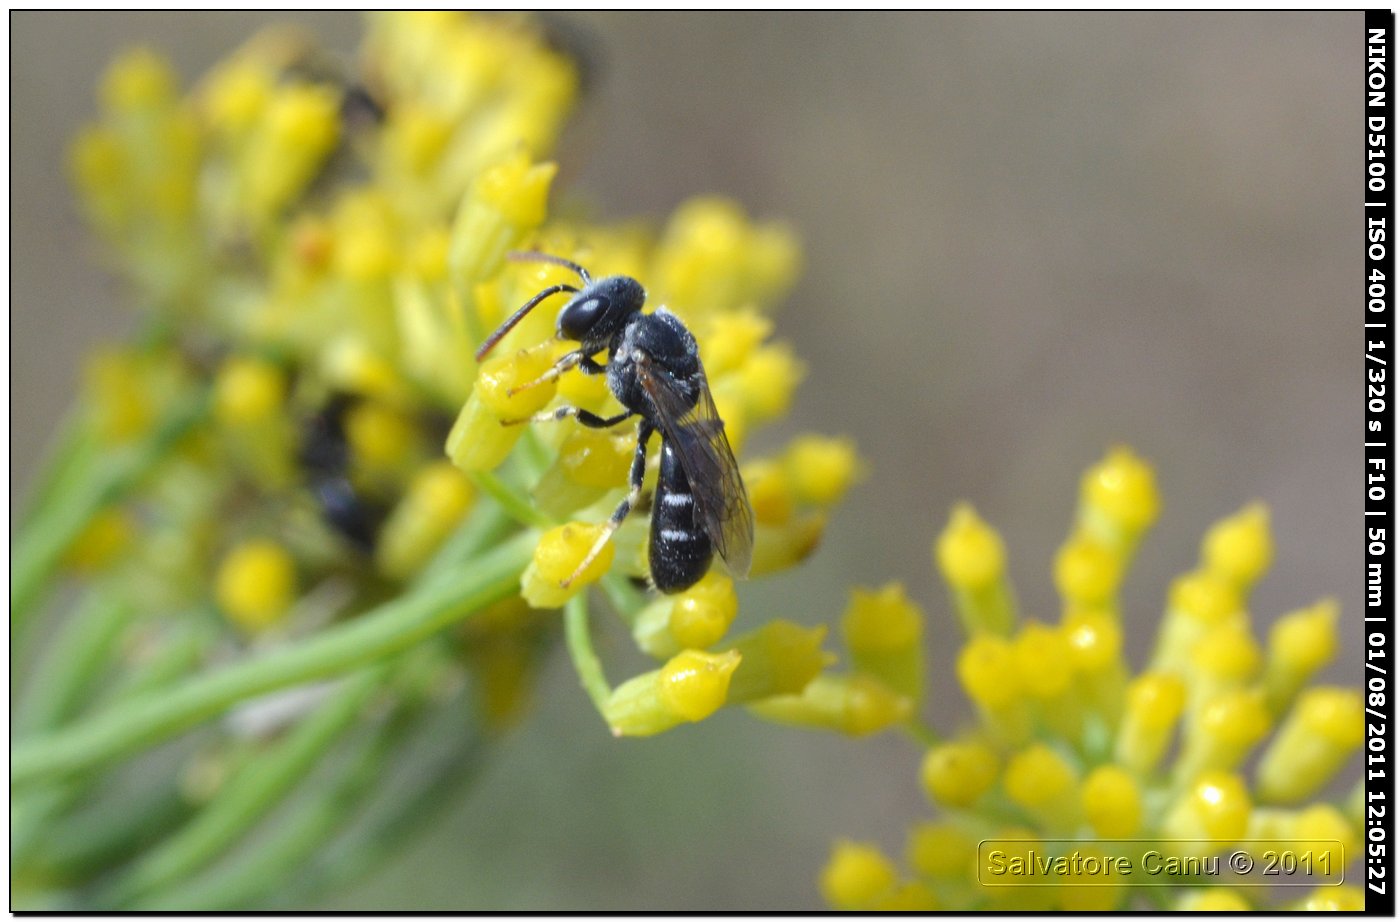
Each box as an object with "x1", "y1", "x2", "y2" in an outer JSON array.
[
  {"x1": 600, "y1": 572, "x2": 650, "y2": 625},
  {"x1": 564, "y1": 594, "x2": 611, "y2": 716},
  {"x1": 900, "y1": 718, "x2": 942, "y2": 748},
  {"x1": 470, "y1": 469, "x2": 553, "y2": 529},
  {"x1": 17, "y1": 409, "x2": 96, "y2": 529},
  {"x1": 130, "y1": 710, "x2": 420, "y2": 910},
  {"x1": 418, "y1": 502, "x2": 513, "y2": 584},
  {"x1": 105, "y1": 665, "x2": 389, "y2": 906},
  {"x1": 12, "y1": 530, "x2": 535, "y2": 787},
  {"x1": 279, "y1": 704, "x2": 491, "y2": 907},
  {"x1": 15, "y1": 590, "x2": 136, "y2": 733},
  {"x1": 12, "y1": 392, "x2": 209, "y2": 627}
]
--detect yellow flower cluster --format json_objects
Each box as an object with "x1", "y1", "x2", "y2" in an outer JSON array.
[
  {"x1": 64, "y1": 13, "x2": 867, "y2": 746},
  {"x1": 821, "y1": 448, "x2": 1363, "y2": 911}
]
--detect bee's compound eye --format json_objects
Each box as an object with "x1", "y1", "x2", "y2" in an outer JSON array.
[{"x1": 558, "y1": 295, "x2": 609, "y2": 340}]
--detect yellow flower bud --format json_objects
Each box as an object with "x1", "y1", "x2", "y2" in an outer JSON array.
[
  {"x1": 520, "y1": 522, "x2": 615, "y2": 609},
  {"x1": 376, "y1": 462, "x2": 476, "y2": 579},
  {"x1": 344, "y1": 401, "x2": 420, "y2": 477},
  {"x1": 204, "y1": 60, "x2": 272, "y2": 138},
  {"x1": 472, "y1": 343, "x2": 558, "y2": 419},
  {"x1": 1256, "y1": 687, "x2": 1364, "y2": 804},
  {"x1": 1081, "y1": 765, "x2": 1143, "y2": 837},
  {"x1": 668, "y1": 572, "x2": 739, "y2": 650},
  {"x1": 215, "y1": 539, "x2": 297, "y2": 631},
  {"x1": 936, "y1": 504, "x2": 1016, "y2": 635},
  {"x1": 782, "y1": 434, "x2": 863, "y2": 507},
  {"x1": 1115, "y1": 672, "x2": 1186, "y2": 773},
  {"x1": 1064, "y1": 608, "x2": 1123, "y2": 675},
  {"x1": 1264, "y1": 599, "x2": 1339, "y2": 712},
  {"x1": 732, "y1": 461, "x2": 786, "y2": 529},
  {"x1": 213, "y1": 357, "x2": 285, "y2": 425},
  {"x1": 920, "y1": 740, "x2": 998, "y2": 808},
  {"x1": 749, "y1": 512, "x2": 827, "y2": 577},
  {"x1": 1289, "y1": 803, "x2": 1357, "y2": 874},
  {"x1": 724, "y1": 621, "x2": 828, "y2": 704},
  {"x1": 1152, "y1": 569, "x2": 1243, "y2": 674},
  {"x1": 604, "y1": 649, "x2": 741, "y2": 737},
  {"x1": 957, "y1": 634, "x2": 1021, "y2": 711},
  {"x1": 1177, "y1": 689, "x2": 1272, "y2": 779},
  {"x1": 1177, "y1": 889, "x2": 1251, "y2": 911},
  {"x1": 842, "y1": 582, "x2": 923, "y2": 699},
  {"x1": 1202, "y1": 502, "x2": 1273, "y2": 591},
  {"x1": 446, "y1": 392, "x2": 521, "y2": 472},
  {"x1": 1054, "y1": 532, "x2": 1121, "y2": 606},
  {"x1": 1003, "y1": 744, "x2": 1080, "y2": 830},
  {"x1": 101, "y1": 48, "x2": 177, "y2": 113},
  {"x1": 735, "y1": 343, "x2": 804, "y2": 424},
  {"x1": 1012, "y1": 620, "x2": 1075, "y2": 699},
  {"x1": 748, "y1": 673, "x2": 910, "y2": 736},
  {"x1": 473, "y1": 150, "x2": 556, "y2": 228},
  {"x1": 698, "y1": 309, "x2": 772, "y2": 376},
  {"x1": 556, "y1": 424, "x2": 635, "y2": 490},
  {"x1": 819, "y1": 840, "x2": 898, "y2": 911},
  {"x1": 906, "y1": 821, "x2": 976, "y2": 879},
  {"x1": 936, "y1": 503, "x2": 1005, "y2": 590},
  {"x1": 1078, "y1": 446, "x2": 1159, "y2": 549},
  {"x1": 1162, "y1": 771, "x2": 1251, "y2": 842}
]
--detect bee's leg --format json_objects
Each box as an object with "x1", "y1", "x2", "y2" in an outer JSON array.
[
  {"x1": 563, "y1": 421, "x2": 653, "y2": 589},
  {"x1": 500, "y1": 407, "x2": 634, "y2": 428},
  {"x1": 504, "y1": 349, "x2": 595, "y2": 397}
]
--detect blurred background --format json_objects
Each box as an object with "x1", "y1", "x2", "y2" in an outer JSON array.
[{"x1": 13, "y1": 11, "x2": 1360, "y2": 910}]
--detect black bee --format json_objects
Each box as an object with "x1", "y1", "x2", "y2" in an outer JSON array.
[
  {"x1": 299, "y1": 393, "x2": 388, "y2": 554},
  {"x1": 475, "y1": 252, "x2": 754, "y2": 593}
]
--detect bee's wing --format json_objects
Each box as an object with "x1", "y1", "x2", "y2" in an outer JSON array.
[{"x1": 637, "y1": 359, "x2": 754, "y2": 578}]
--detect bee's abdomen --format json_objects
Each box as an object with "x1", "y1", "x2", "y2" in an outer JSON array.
[{"x1": 649, "y1": 443, "x2": 712, "y2": 593}]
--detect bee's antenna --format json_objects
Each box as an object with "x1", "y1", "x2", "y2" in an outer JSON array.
[
  {"x1": 507, "y1": 250, "x2": 592, "y2": 283},
  {"x1": 474, "y1": 283, "x2": 579, "y2": 361}
]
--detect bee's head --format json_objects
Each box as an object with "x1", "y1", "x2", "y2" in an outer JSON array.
[{"x1": 557, "y1": 276, "x2": 646, "y2": 344}]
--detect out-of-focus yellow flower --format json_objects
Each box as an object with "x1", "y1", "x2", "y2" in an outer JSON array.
[
  {"x1": 1256, "y1": 687, "x2": 1364, "y2": 804},
  {"x1": 842, "y1": 582, "x2": 923, "y2": 700},
  {"x1": 820, "y1": 841, "x2": 898, "y2": 911},
  {"x1": 920, "y1": 740, "x2": 997, "y2": 809},
  {"x1": 1201, "y1": 502, "x2": 1272, "y2": 592},
  {"x1": 749, "y1": 673, "x2": 910, "y2": 736},
  {"x1": 1263, "y1": 598, "x2": 1339, "y2": 712},
  {"x1": 215, "y1": 539, "x2": 297, "y2": 632}
]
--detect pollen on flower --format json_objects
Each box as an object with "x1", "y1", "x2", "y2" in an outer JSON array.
[{"x1": 215, "y1": 539, "x2": 297, "y2": 632}]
